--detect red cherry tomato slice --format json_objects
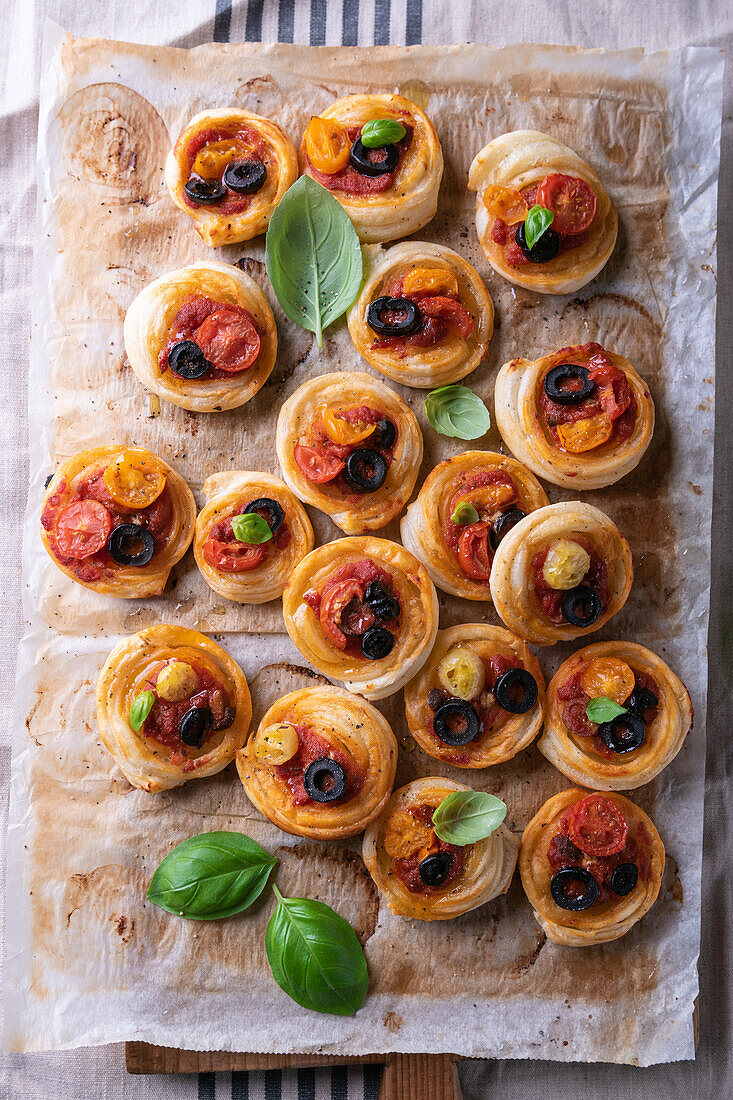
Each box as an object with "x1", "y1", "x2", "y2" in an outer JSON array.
[
  {"x1": 567, "y1": 794, "x2": 629, "y2": 857},
  {"x1": 294, "y1": 443, "x2": 345, "y2": 484},
  {"x1": 419, "y1": 296, "x2": 475, "y2": 340},
  {"x1": 457, "y1": 521, "x2": 493, "y2": 581},
  {"x1": 318, "y1": 578, "x2": 365, "y2": 650},
  {"x1": 536, "y1": 173, "x2": 597, "y2": 236},
  {"x1": 194, "y1": 309, "x2": 261, "y2": 373},
  {"x1": 202, "y1": 537, "x2": 266, "y2": 573},
  {"x1": 55, "y1": 500, "x2": 112, "y2": 559},
  {"x1": 588, "y1": 355, "x2": 632, "y2": 422}
]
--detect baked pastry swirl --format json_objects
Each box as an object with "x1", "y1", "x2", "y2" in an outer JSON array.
[
  {"x1": 400, "y1": 451, "x2": 549, "y2": 601},
  {"x1": 276, "y1": 371, "x2": 422, "y2": 534},
  {"x1": 299, "y1": 94, "x2": 443, "y2": 242},
  {"x1": 236, "y1": 686, "x2": 397, "y2": 840},
  {"x1": 347, "y1": 242, "x2": 494, "y2": 388},
  {"x1": 123, "y1": 261, "x2": 277, "y2": 413},
  {"x1": 282, "y1": 537, "x2": 438, "y2": 700},
  {"x1": 495, "y1": 342, "x2": 654, "y2": 489},
  {"x1": 165, "y1": 108, "x2": 298, "y2": 246},
  {"x1": 520, "y1": 788, "x2": 664, "y2": 945},
  {"x1": 96, "y1": 625, "x2": 251, "y2": 792},
  {"x1": 362, "y1": 778, "x2": 520, "y2": 921},
  {"x1": 468, "y1": 130, "x2": 617, "y2": 294},
  {"x1": 539, "y1": 641, "x2": 692, "y2": 790},
  {"x1": 194, "y1": 471, "x2": 314, "y2": 604},
  {"x1": 404, "y1": 624, "x2": 546, "y2": 769},
  {"x1": 40, "y1": 445, "x2": 196, "y2": 598},
  {"x1": 489, "y1": 501, "x2": 633, "y2": 645}
]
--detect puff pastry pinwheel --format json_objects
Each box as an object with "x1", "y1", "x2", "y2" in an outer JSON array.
[
  {"x1": 276, "y1": 371, "x2": 422, "y2": 534},
  {"x1": 495, "y1": 342, "x2": 654, "y2": 489},
  {"x1": 299, "y1": 94, "x2": 443, "y2": 243},
  {"x1": 41, "y1": 445, "x2": 196, "y2": 598},
  {"x1": 282, "y1": 537, "x2": 438, "y2": 700},
  {"x1": 404, "y1": 624, "x2": 546, "y2": 769},
  {"x1": 347, "y1": 242, "x2": 494, "y2": 389},
  {"x1": 520, "y1": 788, "x2": 664, "y2": 945},
  {"x1": 489, "y1": 501, "x2": 633, "y2": 645},
  {"x1": 194, "y1": 471, "x2": 314, "y2": 604},
  {"x1": 363, "y1": 778, "x2": 520, "y2": 921},
  {"x1": 468, "y1": 131, "x2": 617, "y2": 294},
  {"x1": 123, "y1": 261, "x2": 277, "y2": 413},
  {"x1": 400, "y1": 451, "x2": 549, "y2": 601},
  {"x1": 538, "y1": 641, "x2": 692, "y2": 790},
  {"x1": 165, "y1": 108, "x2": 298, "y2": 246},
  {"x1": 236, "y1": 686, "x2": 397, "y2": 840},
  {"x1": 96, "y1": 625, "x2": 251, "y2": 792}
]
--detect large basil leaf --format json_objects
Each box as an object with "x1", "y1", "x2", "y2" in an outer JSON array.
[
  {"x1": 147, "y1": 831, "x2": 277, "y2": 921},
  {"x1": 266, "y1": 888, "x2": 368, "y2": 1016},
  {"x1": 432, "y1": 791, "x2": 507, "y2": 846},
  {"x1": 265, "y1": 176, "x2": 363, "y2": 348},
  {"x1": 424, "y1": 384, "x2": 491, "y2": 440}
]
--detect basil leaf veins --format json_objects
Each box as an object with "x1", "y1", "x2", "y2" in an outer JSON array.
[
  {"x1": 424, "y1": 384, "x2": 491, "y2": 440},
  {"x1": 359, "y1": 118, "x2": 407, "y2": 148},
  {"x1": 231, "y1": 513, "x2": 273, "y2": 545},
  {"x1": 432, "y1": 791, "x2": 508, "y2": 846}
]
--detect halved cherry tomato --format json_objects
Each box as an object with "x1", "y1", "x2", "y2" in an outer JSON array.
[
  {"x1": 588, "y1": 358, "x2": 632, "y2": 423},
  {"x1": 293, "y1": 443, "x2": 345, "y2": 484},
  {"x1": 420, "y1": 297, "x2": 474, "y2": 340},
  {"x1": 56, "y1": 500, "x2": 112, "y2": 559},
  {"x1": 452, "y1": 481, "x2": 515, "y2": 517},
  {"x1": 482, "y1": 184, "x2": 529, "y2": 225},
  {"x1": 103, "y1": 454, "x2": 166, "y2": 510},
  {"x1": 556, "y1": 413, "x2": 613, "y2": 453},
  {"x1": 536, "y1": 173, "x2": 597, "y2": 236},
  {"x1": 568, "y1": 794, "x2": 629, "y2": 857},
  {"x1": 202, "y1": 537, "x2": 266, "y2": 573},
  {"x1": 318, "y1": 405, "x2": 375, "y2": 446},
  {"x1": 318, "y1": 578, "x2": 365, "y2": 649},
  {"x1": 581, "y1": 657, "x2": 636, "y2": 706},
  {"x1": 457, "y1": 521, "x2": 493, "y2": 580},
  {"x1": 402, "y1": 267, "x2": 460, "y2": 300},
  {"x1": 193, "y1": 138, "x2": 248, "y2": 180},
  {"x1": 384, "y1": 808, "x2": 434, "y2": 860},
  {"x1": 304, "y1": 117, "x2": 350, "y2": 175},
  {"x1": 195, "y1": 309, "x2": 261, "y2": 373}
]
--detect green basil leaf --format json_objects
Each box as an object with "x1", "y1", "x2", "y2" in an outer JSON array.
[
  {"x1": 450, "y1": 502, "x2": 479, "y2": 525},
  {"x1": 266, "y1": 887, "x2": 368, "y2": 1016},
  {"x1": 265, "y1": 176, "x2": 363, "y2": 348},
  {"x1": 432, "y1": 791, "x2": 507, "y2": 846},
  {"x1": 129, "y1": 690, "x2": 155, "y2": 731},
  {"x1": 524, "y1": 204, "x2": 554, "y2": 250},
  {"x1": 424, "y1": 384, "x2": 491, "y2": 440},
  {"x1": 147, "y1": 831, "x2": 277, "y2": 921},
  {"x1": 585, "y1": 697, "x2": 628, "y2": 724},
  {"x1": 231, "y1": 513, "x2": 273, "y2": 545},
  {"x1": 359, "y1": 118, "x2": 407, "y2": 148}
]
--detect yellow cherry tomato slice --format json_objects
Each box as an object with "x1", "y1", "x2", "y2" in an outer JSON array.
[
  {"x1": 318, "y1": 405, "x2": 375, "y2": 446},
  {"x1": 542, "y1": 538, "x2": 591, "y2": 590},
  {"x1": 455, "y1": 482, "x2": 516, "y2": 516},
  {"x1": 193, "y1": 138, "x2": 250, "y2": 180},
  {"x1": 556, "y1": 413, "x2": 613, "y2": 453},
  {"x1": 402, "y1": 267, "x2": 460, "y2": 299},
  {"x1": 384, "y1": 808, "x2": 434, "y2": 860},
  {"x1": 156, "y1": 661, "x2": 198, "y2": 703},
  {"x1": 103, "y1": 454, "x2": 166, "y2": 510},
  {"x1": 581, "y1": 657, "x2": 636, "y2": 706},
  {"x1": 304, "y1": 117, "x2": 350, "y2": 175},
  {"x1": 437, "y1": 646, "x2": 486, "y2": 701},
  {"x1": 253, "y1": 723, "x2": 299, "y2": 765},
  {"x1": 482, "y1": 184, "x2": 529, "y2": 225}
]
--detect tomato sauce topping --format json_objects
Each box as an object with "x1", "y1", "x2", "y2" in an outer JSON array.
[
  {"x1": 307, "y1": 123, "x2": 412, "y2": 195},
  {"x1": 159, "y1": 295, "x2": 262, "y2": 379},
  {"x1": 370, "y1": 272, "x2": 475, "y2": 356},
  {"x1": 202, "y1": 499, "x2": 291, "y2": 574},
  {"x1": 492, "y1": 174, "x2": 597, "y2": 268},
  {"x1": 426, "y1": 651, "x2": 521, "y2": 763},
  {"x1": 183, "y1": 127, "x2": 266, "y2": 215},
  {"x1": 275, "y1": 723, "x2": 362, "y2": 806},
  {"x1": 391, "y1": 804, "x2": 464, "y2": 894},
  {"x1": 557, "y1": 664, "x2": 659, "y2": 759},
  {"x1": 537, "y1": 343, "x2": 636, "y2": 449},
  {"x1": 303, "y1": 558, "x2": 399, "y2": 658},
  {"x1": 531, "y1": 538, "x2": 608, "y2": 623},
  {"x1": 442, "y1": 469, "x2": 519, "y2": 584},
  {"x1": 141, "y1": 661, "x2": 235, "y2": 766},
  {"x1": 293, "y1": 404, "x2": 396, "y2": 493}
]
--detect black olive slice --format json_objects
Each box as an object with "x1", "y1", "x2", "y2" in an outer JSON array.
[
  {"x1": 560, "y1": 585, "x2": 602, "y2": 628},
  {"x1": 598, "y1": 712, "x2": 646, "y2": 754},
  {"x1": 361, "y1": 627, "x2": 394, "y2": 660},
  {"x1": 373, "y1": 418, "x2": 396, "y2": 450},
  {"x1": 544, "y1": 364, "x2": 596, "y2": 405},
  {"x1": 344, "y1": 449, "x2": 387, "y2": 492},
  {"x1": 489, "y1": 508, "x2": 527, "y2": 550},
  {"x1": 366, "y1": 296, "x2": 421, "y2": 337},
  {"x1": 223, "y1": 160, "x2": 266, "y2": 194},
  {"x1": 494, "y1": 668, "x2": 538, "y2": 715},
  {"x1": 610, "y1": 862, "x2": 638, "y2": 896},
  {"x1": 179, "y1": 706, "x2": 213, "y2": 748},
  {"x1": 364, "y1": 581, "x2": 389, "y2": 604},
  {"x1": 44, "y1": 474, "x2": 54, "y2": 490},
  {"x1": 370, "y1": 596, "x2": 399, "y2": 622},
  {"x1": 243, "y1": 496, "x2": 284, "y2": 534},
  {"x1": 168, "y1": 340, "x2": 212, "y2": 380},
  {"x1": 418, "y1": 851, "x2": 453, "y2": 887},
  {"x1": 107, "y1": 524, "x2": 156, "y2": 567},
  {"x1": 184, "y1": 175, "x2": 227, "y2": 205},
  {"x1": 623, "y1": 687, "x2": 658, "y2": 716},
  {"x1": 550, "y1": 867, "x2": 600, "y2": 911},
  {"x1": 303, "y1": 757, "x2": 347, "y2": 803},
  {"x1": 516, "y1": 220, "x2": 561, "y2": 264},
  {"x1": 433, "y1": 700, "x2": 480, "y2": 746},
  {"x1": 349, "y1": 138, "x2": 399, "y2": 177}
]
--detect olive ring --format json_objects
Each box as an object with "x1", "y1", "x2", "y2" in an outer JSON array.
[
  {"x1": 168, "y1": 340, "x2": 211, "y2": 380},
  {"x1": 493, "y1": 668, "x2": 538, "y2": 715},
  {"x1": 243, "y1": 496, "x2": 285, "y2": 533},
  {"x1": 543, "y1": 364, "x2": 596, "y2": 405},
  {"x1": 560, "y1": 585, "x2": 603, "y2": 628},
  {"x1": 550, "y1": 866, "x2": 600, "y2": 911},
  {"x1": 223, "y1": 160, "x2": 267, "y2": 195},
  {"x1": 344, "y1": 449, "x2": 387, "y2": 493},
  {"x1": 184, "y1": 176, "x2": 227, "y2": 205},
  {"x1": 366, "y1": 296, "x2": 421, "y2": 337},
  {"x1": 598, "y1": 712, "x2": 647, "y2": 754},
  {"x1": 433, "y1": 700, "x2": 480, "y2": 746},
  {"x1": 107, "y1": 524, "x2": 156, "y2": 567},
  {"x1": 349, "y1": 138, "x2": 399, "y2": 177},
  {"x1": 303, "y1": 757, "x2": 348, "y2": 803}
]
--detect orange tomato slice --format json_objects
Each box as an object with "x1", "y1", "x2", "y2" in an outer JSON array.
[
  {"x1": 103, "y1": 454, "x2": 167, "y2": 510},
  {"x1": 402, "y1": 267, "x2": 459, "y2": 299},
  {"x1": 304, "y1": 117, "x2": 350, "y2": 174},
  {"x1": 455, "y1": 482, "x2": 516, "y2": 515},
  {"x1": 384, "y1": 808, "x2": 434, "y2": 860},
  {"x1": 482, "y1": 184, "x2": 528, "y2": 225},
  {"x1": 581, "y1": 657, "x2": 636, "y2": 706},
  {"x1": 556, "y1": 413, "x2": 613, "y2": 453},
  {"x1": 193, "y1": 138, "x2": 249, "y2": 180},
  {"x1": 318, "y1": 405, "x2": 375, "y2": 446}
]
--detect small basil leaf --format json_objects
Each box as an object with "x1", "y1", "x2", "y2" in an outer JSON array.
[
  {"x1": 524, "y1": 204, "x2": 554, "y2": 250},
  {"x1": 359, "y1": 118, "x2": 407, "y2": 148},
  {"x1": 266, "y1": 888, "x2": 368, "y2": 1016},
  {"x1": 432, "y1": 791, "x2": 507, "y2": 846},
  {"x1": 424, "y1": 384, "x2": 491, "y2": 440},
  {"x1": 265, "y1": 176, "x2": 363, "y2": 348},
  {"x1": 450, "y1": 502, "x2": 479, "y2": 525},
  {"x1": 147, "y1": 831, "x2": 277, "y2": 921},
  {"x1": 231, "y1": 513, "x2": 273, "y2": 545},
  {"x1": 129, "y1": 690, "x2": 155, "y2": 731},
  {"x1": 586, "y1": 697, "x2": 628, "y2": 724}
]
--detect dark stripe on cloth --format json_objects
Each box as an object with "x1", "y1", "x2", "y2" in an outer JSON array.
[
  {"x1": 213, "y1": 0, "x2": 232, "y2": 42},
  {"x1": 278, "y1": 0, "x2": 295, "y2": 42},
  {"x1": 405, "y1": 0, "x2": 423, "y2": 45},
  {"x1": 245, "y1": 0, "x2": 264, "y2": 41},
  {"x1": 330, "y1": 1065, "x2": 349, "y2": 1100},
  {"x1": 310, "y1": 0, "x2": 327, "y2": 45},
  {"x1": 264, "y1": 1068, "x2": 282, "y2": 1100},
  {"x1": 231, "y1": 1069, "x2": 249, "y2": 1100},
  {"x1": 198, "y1": 1071, "x2": 216, "y2": 1100},
  {"x1": 363, "y1": 1064, "x2": 382, "y2": 1100},
  {"x1": 297, "y1": 1066, "x2": 316, "y2": 1099},
  {"x1": 341, "y1": 0, "x2": 359, "y2": 45},
  {"x1": 374, "y1": 0, "x2": 391, "y2": 45}
]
